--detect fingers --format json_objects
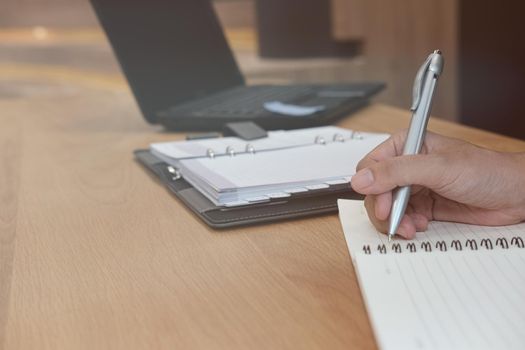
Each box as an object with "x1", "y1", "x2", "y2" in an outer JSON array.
[
  {"x1": 356, "y1": 132, "x2": 405, "y2": 171},
  {"x1": 374, "y1": 192, "x2": 392, "y2": 221},
  {"x1": 352, "y1": 154, "x2": 445, "y2": 195},
  {"x1": 364, "y1": 195, "x2": 387, "y2": 232},
  {"x1": 398, "y1": 215, "x2": 418, "y2": 239},
  {"x1": 364, "y1": 195, "x2": 430, "y2": 239},
  {"x1": 356, "y1": 130, "x2": 451, "y2": 172},
  {"x1": 409, "y1": 212, "x2": 430, "y2": 232},
  {"x1": 353, "y1": 130, "x2": 476, "y2": 239},
  {"x1": 431, "y1": 193, "x2": 524, "y2": 226}
]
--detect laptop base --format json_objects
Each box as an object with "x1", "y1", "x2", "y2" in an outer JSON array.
[{"x1": 157, "y1": 82, "x2": 384, "y2": 131}]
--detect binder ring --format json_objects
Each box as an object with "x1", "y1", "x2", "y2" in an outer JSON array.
[
  {"x1": 166, "y1": 166, "x2": 181, "y2": 180},
  {"x1": 206, "y1": 148, "x2": 215, "y2": 159},
  {"x1": 333, "y1": 133, "x2": 345, "y2": 142},
  {"x1": 351, "y1": 131, "x2": 364, "y2": 140},
  {"x1": 226, "y1": 146, "x2": 236, "y2": 157},
  {"x1": 245, "y1": 144, "x2": 256, "y2": 154},
  {"x1": 314, "y1": 136, "x2": 326, "y2": 145}
]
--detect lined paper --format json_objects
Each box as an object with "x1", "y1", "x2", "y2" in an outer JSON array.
[
  {"x1": 337, "y1": 199, "x2": 525, "y2": 350},
  {"x1": 357, "y1": 250, "x2": 525, "y2": 350}
]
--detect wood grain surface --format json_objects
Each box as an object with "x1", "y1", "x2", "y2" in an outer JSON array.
[{"x1": 1, "y1": 84, "x2": 524, "y2": 350}]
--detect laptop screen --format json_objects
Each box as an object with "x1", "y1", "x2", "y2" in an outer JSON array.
[{"x1": 90, "y1": 0, "x2": 245, "y2": 123}]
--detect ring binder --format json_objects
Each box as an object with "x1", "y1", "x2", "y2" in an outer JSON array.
[
  {"x1": 146, "y1": 128, "x2": 389, "y2": 215},
  {"x1": 206, "y1": 148, "x2": 215, "y2": 159},
  {"x1": 362, "y1": 236, "x2": 525, "y2": 254},
  {"x1": 226, "y1": 146, "x2": 236, "y2": 157},
  {"x1": 245, "y1": 144, "x2": 255, "y2": 154},
  {"x1": 333, "y1": 133, "x2": 345, "y2": 142},
  {"x1": 351, "y1": 131, "x2": 364, "y2": 140},
  {"x1": 167, "y1": 166, "x2": 182, "y2": 181},
  {"x1": 314, "y1": 136, "x2": 326, "y2": 145}
]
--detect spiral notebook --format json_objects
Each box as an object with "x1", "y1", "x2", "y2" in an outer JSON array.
[{"x1": 338, "y1": 199, "x2": 525, "y2": 350}]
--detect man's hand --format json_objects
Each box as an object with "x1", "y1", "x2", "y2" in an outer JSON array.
[{"x1": 350, "y1": 131, "x2": 525, "y2": 239}]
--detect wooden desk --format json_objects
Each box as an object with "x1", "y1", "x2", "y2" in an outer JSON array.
[{"x1": 1, "y1": 91, "x2": 525, "y2": 349}]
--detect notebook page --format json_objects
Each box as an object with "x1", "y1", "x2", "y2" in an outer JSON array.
[
  {"x1": 337, "y1": 199, "x2": 525, "y2": 350},
  {"x1": 180, "y1": 134, "x2": 390, "y2": 192},
  {"x1": 337, "y1": 199, "x2": 525, "y2": 258},
  {"x1": 355, "y1": 249, "x2": 525, "y2": 350}
]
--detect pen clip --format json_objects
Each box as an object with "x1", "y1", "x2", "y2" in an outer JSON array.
[
  {"x1": 411, "y1": 50, "x2": 444, "y2": 111},
  {"x1": 410, "y1": 54, "x2": 433, "y2": 111}
]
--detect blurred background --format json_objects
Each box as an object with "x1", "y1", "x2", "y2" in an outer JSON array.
[{"x1": 1, "y1": 0, "x2": 524, "y2": 138}]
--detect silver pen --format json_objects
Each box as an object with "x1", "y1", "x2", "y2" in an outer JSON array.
[{"x1": 388, "y1": 50, "x2": 444, "y2": 241}]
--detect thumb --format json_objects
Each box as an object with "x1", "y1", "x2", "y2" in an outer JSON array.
[{"x1": 351, "y1": 154, "x2": 446, "y2": 195}]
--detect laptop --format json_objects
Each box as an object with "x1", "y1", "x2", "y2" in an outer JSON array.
[{"x1": 89, "y1": 0, "x2": 385, "y2": 131}]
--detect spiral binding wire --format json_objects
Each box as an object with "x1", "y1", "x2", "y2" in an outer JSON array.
[{"x1": 362, "y1": 236, "x2": 525, "y2": 254}]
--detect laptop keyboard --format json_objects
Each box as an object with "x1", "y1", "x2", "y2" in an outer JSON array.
[{"x1": 170, "y1": 85, "x2": 351, "y2": 118}]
